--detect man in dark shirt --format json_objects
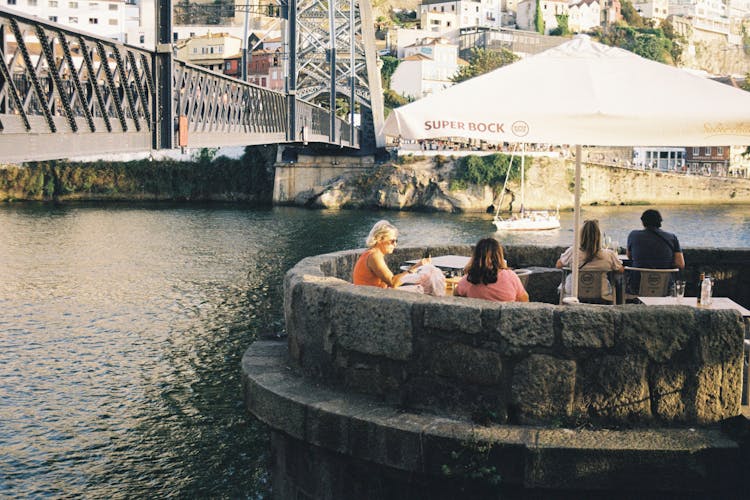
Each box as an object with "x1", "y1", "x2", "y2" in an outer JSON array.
[
  {"x1": 626, "y1": 209, "x2": 685, "y2": 270},
  {"x1": 626, "y1": 209, "x2": 685, "y2": 294}
]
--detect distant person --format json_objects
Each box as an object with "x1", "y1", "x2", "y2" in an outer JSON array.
[
  {"x1": 556, "y1": 219, "x2": 623, "y2": 300},
  {"x1": 626, "y1": 209, "x2": 685, "y2": 270},
  {"x1": 453, "y1": 238, "x2": 528, "y2": 302},
  {"x1": 352, "y1": 220, "x2": 429, "y2": 288}
]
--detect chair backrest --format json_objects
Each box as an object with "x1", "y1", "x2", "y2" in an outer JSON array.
[
  {"x1": 624, "y1": 266, "x2": 678, "y2": 297},
  {"x1": 560, "y1": 268, "x2": 614, "y2": 305}
]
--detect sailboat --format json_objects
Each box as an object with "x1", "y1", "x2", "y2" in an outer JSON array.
[{"x1": 492, "y1": 144, "x2": 560, "y2": 232}]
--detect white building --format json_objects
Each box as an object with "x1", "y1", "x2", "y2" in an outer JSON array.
[
  {"x1": 390, "y1": 37, "x2": 463, "y2": 99},
  {"x1": 568, "y1": 0, "x2": 601, "y2": 32},
  {"x1": 668, "y1": 0, "x2": 730, "y2": 34},
  {"x1": 630, "y1": 0, "x2": 670, "y2": 20},
  {"x1": 420, "y1": 0, "x2": 503, "y2": 31},
  {"x1": 516, "y1": 0, "x2": 568, "y2": 34},
  {"x1": 5, "y1": 0, "x2": 132, "y2": 41}
]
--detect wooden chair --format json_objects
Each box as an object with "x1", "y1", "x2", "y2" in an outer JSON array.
[
  {"x1": 624, "y1": 266, "x2": 679, "y2": 300},
  {"x1": 559, "y1": 268, "x2": 616, "y2": 305}
]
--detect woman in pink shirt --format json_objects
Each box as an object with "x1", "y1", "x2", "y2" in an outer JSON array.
[{"x1": 453, "y1": 238, "x2": 529, "y2": 302}]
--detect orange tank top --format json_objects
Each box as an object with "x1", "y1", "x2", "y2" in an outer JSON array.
[{"x1": 352, "y1": 249, "x2": 388, "y2": 288}]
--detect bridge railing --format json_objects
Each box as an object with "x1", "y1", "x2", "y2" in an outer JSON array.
[
  {"x1": 173, "y1": 60, "x2": 288, "y2": 149},
  {"x1": 0, "y1": 6, "x2": 361, "y2": 162},
  {"x1": 0, "y1": 6, "x2": 154, "y2": 162},
  {"x1": 295, "y1": 100, "x2": 358, "y2": 149}
]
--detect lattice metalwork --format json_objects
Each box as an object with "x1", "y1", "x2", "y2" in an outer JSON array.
[
  {"x1": 290, "y1": 0, "x2": 384, "y2": 149},
  {"x1": 0, "y1": 4, "x2": 363, "y2": 163},
  {"x1": 0, "y1": 7, "x2": 154, "y2": 161}
]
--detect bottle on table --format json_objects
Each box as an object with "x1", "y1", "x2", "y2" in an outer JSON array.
[
  {"x1": 697, "y1": 272, "x2": 705, "y2": 305},
  {"x1": 700, "y1": 274, "x2": 713, "y2": 306}
]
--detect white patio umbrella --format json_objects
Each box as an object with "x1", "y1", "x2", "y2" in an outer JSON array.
[{"x1": 380, "y1": 35, "x2": 750, "y2": 299}]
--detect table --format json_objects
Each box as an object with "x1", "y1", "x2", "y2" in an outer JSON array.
[
  {"x1": 404, "y1": 255, "x2": 469, "y2": 276},
  {"x1": 636, "y1": 296, "x2": 750, "y2": 318}
]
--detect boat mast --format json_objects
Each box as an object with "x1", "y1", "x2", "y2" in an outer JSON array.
[
  {"x1": 493, "y1": 146, "x2": 517, "y2": 219},
  {"x1": 520, "y1": 143, "x2": 525, "y2": 216}
]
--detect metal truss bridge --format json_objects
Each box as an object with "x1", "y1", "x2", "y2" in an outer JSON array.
[{"x1": 0, "y1": 0, "x2": 384, "y2": 164}]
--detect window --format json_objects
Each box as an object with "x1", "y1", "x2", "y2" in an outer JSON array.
[
  {"x1": 693, "y1": 147, "x2": 699, "y2": 155},
  {"x1": 139, "y1": 34, "x2": 145, "y2": 43},
  {"x1": 89, "y1": 17, "x2": 98, "y2": 24},
  {"x1": 717, "y1": 146, "x2": 723, "y2": 155},
  {"x1": 108, "y1": 18, "x2": 117, "y2": 24},
  {"x1": 108, "y1": 3, "x2": 117, "y2": 9},
  {"x1": 705, "y1": 147, "x2": 711, "y2": 156},
  {"x1": 173, "y1": 32, "x2": 178, "y2": 42},
  {"x1": 68, "y1": 15, "x2": 78, "y2": 22},
  {"x1": 225, "y1": 61, "x2": 231, "y2": 70},
  {"x1": 49, "y1": 15, "x2": 57, "y2": 21},
  {"x1": 49, "y1": 0, "x2": 57, "y2": 5},
  {"x1": 68, "y1": 1, "x2": 77, "y2": 7},
  {"x1": 7, "y1": 0, "x2": 16, "y2": 5},
  {"x1": 28, "y1": 0, "x2": 38, "y2": 6}
]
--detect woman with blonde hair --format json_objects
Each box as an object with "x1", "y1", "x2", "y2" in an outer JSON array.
[
  {"x1": 352, "y1": 220, "x2": 429, "y2": 288},
  {"x1": 556, "y1": 219, "x2": 623, "y2": 298},
  {"x1": 453, "y1": 238, "x2": 528, "y2": 302}
]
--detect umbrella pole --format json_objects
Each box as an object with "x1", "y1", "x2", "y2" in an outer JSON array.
[{"x1": 571, "y1": 145, "x2": 582, "y2": 299}]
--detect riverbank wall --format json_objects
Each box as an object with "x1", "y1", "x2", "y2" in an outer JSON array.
[{"x1": 275, "y1": 155, "x2": 750, "y2": 211}]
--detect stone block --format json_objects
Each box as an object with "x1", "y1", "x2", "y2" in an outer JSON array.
[
  {"x1": 511, "y1": 354, "x2": 577, "y2": 424},
  {"x1": 649, "y1": 364, "x2": 688, "y2": 422},
  {"x1": 619, "y1": 306, "x2": 694, "y2": 362},
  {"x1": 495, "y1": 303, "x2": 554, "y2": 353},
  {"x1": 330, "y1": 287, "x2": 414, "y2": 361},
  {"x1": 558, "y1": 305, "x2": 616, "y2": 349},
  {"x1": 695, "y1": 309, "x2": 745, "y2": 365},
  {"x1": 423, "y1": 298, "x2": 486, "y2": 335},
  {"x1": 692, "y1": 357, "x2": 743, "y2": 423},
  {"x1": 580, "y1": 355, "x2": 651, "y2": 422},
  {"x1": 420, "y1": 340, "x2": 503, "y2": 386}
]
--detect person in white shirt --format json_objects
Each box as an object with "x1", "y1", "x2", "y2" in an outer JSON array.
[{"x1": 556, "y1": 219, "x2": 624, "y2": 300}]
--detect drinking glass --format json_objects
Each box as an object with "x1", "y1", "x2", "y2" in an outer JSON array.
[
  {"x1": 674, "y1": 280, "x2": 686, "y2": 302},
  {"x1": 604, "y1": 235, "x2": 612, "y2": 250}
]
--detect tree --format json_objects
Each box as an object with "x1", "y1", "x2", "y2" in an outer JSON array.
[
  {"x1": 380, "y1": 56, "x2": 400, "y2": 89},
  {"x1": 451, "y1": 48, "x2": 519, "y2": 84},
  {"x1": 620, "y1": 0, "x2": 647, "y2": 28},
  {"x1": 742, "y1": 73, "x2": 750, "y2": 92},
  {"x1": 534, "y1": 0, "x2": 545, "y2": 34},
  {"x1": 549, "y1": 14, "x2": 570, "y2": 36}
]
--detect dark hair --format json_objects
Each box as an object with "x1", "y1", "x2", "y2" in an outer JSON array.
[
  {"x1": 640, "y1": 209, "x2": 662, "y2": 228},
  {"x1": 466, "y1": 238, "x2": 508, "y2": 285}
]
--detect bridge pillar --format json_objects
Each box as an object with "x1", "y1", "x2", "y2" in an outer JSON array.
[
  {"x1": 154, "y1": 0, "x2": 173, "y2": 150},
  {"x1": 272, "y1": 154, "x2": 374, "y2": 204}
]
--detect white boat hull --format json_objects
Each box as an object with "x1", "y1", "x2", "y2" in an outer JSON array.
[{"x1": 493, "y1": 212, "x2": 560, "y2": 231}]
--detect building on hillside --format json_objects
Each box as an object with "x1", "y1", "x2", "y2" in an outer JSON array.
[
  {"x1": 729, "y1": 146, "x2": 750, "y2": 178},
  {"x1": 175, "y1": 32, "x2": 242, "y2": 72},
  {"x1": 516, "y1": 0, "x2": 569, "y2": 34},
  {"x1": 668, "y1": 0, "x2": 730, "y2": 34},
  {"x1": 632, "y1": 147, "x2": 686, "y2": 171},
  {"x1": 600, "y1": 0, "x2": 622, "y2": 24},
  {"x1": 247, "y1": 48, "x2": 284, "y2": 90},
  {"x1": 397, "y1": 27, "x2": 460, "y2": 56},
  {"x1": 568, "y1": 0, "x2": 601, "y2": 32},
  {"x1": 630, "y1": 0, "x2": 670, "y2": 21},
  {"x1": 685, "y1": 145, "x2": 730, "y2": 175},
  {"x1": 420, "y1": 0, "x2": 504, "y2": 31},
  {"x1": 6, "y1": 0, "x2": 132, "y2": 42},
  {"x1": 390, "y1": 37, "x2": 464, "y2": 99}
]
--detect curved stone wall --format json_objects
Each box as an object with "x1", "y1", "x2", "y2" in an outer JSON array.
[{"x1": 284, "y1": 245, "x2": 745, "y2": 426}]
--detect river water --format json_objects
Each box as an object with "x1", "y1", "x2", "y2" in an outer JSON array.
[{"x1": 1, "y1": 203, "x2": 749, "y2": 498}]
